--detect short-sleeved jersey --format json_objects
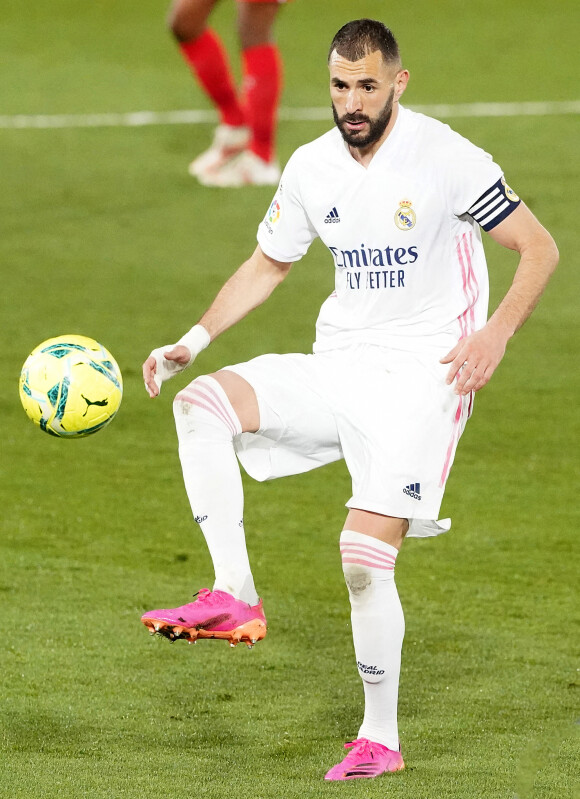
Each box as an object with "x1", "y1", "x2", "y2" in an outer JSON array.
[{"x1": 257, "y1": 105, "x2": 520, "y2": 354}]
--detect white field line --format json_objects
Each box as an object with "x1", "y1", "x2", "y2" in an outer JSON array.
[{"x1": 0, "y1": 100, "x2": 579, "y2": 130}]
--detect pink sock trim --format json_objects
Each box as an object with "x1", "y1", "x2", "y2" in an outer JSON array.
[
  {"x1": 176, "y1": 380, "x2": 241, "y2": 437},
  {"x1": 340, "y1": 533, "x2": 398, "y2": 571}
]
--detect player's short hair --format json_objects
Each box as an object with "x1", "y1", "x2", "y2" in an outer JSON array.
[{"x1": 328, "y1": 19, "x2": 401, "y2": 69}]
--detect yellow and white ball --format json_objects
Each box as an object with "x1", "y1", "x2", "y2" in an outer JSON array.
[{"x1": 19, "y1": 335, "x2": 123, "y2": 438}]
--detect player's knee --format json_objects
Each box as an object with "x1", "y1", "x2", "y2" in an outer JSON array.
[
  {"x1": 342, "y1": 560, "x2": 373, "y2": 598},
  {"x1": 173, "y1": 375, "x2": 241, "y2": 439},
  {"x1": 236, "y1": 4, "x2": 278, "y2": 49},
  {"x1": 168, "y1": 18, "x2": 202, "y2": 43},
  {"x1": 167, "y1": 2, "x2": 205, "y2": 42},
  {"x1": 172, "y1": 377, "x2": 208, "y2": 428}
]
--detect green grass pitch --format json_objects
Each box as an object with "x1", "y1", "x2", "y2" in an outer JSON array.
[{"x1": 1, "y1": 1, "x2": 578, "y2": 797}]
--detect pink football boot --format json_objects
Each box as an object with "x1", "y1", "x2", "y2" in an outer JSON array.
[
  {"x1": 324, "y1": 738, "x2": 404, "y2": 780},
  {"x1": 141, "y1": 588, "x2": 266, "y2": 648}
]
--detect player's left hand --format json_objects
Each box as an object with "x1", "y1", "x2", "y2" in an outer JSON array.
[{"x1": 440, "y1": 325, "x2": 509, "y2": 395}]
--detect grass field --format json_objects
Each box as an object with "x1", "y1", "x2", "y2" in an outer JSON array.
[{"x1": 1, "y1": 1, "x2": 579, "y2": 797}]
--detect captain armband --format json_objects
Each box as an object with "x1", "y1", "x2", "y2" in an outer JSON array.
[{"x1": 467, "y1": 177, "x2": 521, "y2": 231}]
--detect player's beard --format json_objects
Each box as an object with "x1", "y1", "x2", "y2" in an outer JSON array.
[{"x1": 332, "y1": 86, "x2": 395, "y2": 150}]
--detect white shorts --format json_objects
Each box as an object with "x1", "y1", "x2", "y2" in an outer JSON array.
[{"x1": 225, "y1": 344, "x2": 472, "y2": 536}]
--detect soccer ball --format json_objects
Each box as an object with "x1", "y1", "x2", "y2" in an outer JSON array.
[{"x1": 19, "y1": 335, "x2": 123, "y2": 438}]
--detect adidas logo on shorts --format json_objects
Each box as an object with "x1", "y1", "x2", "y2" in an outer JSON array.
[
  {"x1": 403, "y1": 482, "x2": 422, "y2": 500},
  {"x1": 324, "y1": 207, "x2": 340, "y2": 223}
]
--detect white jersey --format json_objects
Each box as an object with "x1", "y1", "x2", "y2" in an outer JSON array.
[{"x1": 257, "y1": 105, "x2": 520, "y2": 354}]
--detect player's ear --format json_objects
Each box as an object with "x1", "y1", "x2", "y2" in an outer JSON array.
[{"x1": 394, "y1": 70, "x2": 409, "y2": 102}]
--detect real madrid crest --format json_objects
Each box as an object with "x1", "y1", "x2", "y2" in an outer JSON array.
[
  {"x1": 501, "y1": 178, "x2": 519, "y2": 203},
  {"x1": 395, "y1": 199, "x2": 416, "y2": 231}
]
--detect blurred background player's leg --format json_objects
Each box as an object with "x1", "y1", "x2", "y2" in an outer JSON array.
[
  {"x1": 167, "y1": 0, "x2": 284, "y2": 186},
  {"x1": 239, "y1": 1, "x2": 281, "y2": 165},
  {"x1": 168, "y1": 0, "x2": 250, "y2": 177},
  {"x1": 199, "y1": 0, "x2": 283, "y2": 186}
]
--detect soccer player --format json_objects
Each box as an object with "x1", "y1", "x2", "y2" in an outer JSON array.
[
  {"x1": 142, "y1": 19, "x2": 558, "y2": 780},
  {"x1": 168, "y1": 0, "x2": 288, "y2": 186}
]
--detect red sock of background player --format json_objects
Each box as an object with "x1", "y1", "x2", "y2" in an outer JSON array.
[
  {"x1": 179, "y1": 30, "x2": 245, "y2": 127},
  {"x1": 241, "y1": 43, "x2": 282, "y2": 163}
]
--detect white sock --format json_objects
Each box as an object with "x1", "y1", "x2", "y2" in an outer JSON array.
[
  {"x1": 340, "y1": 529, "x2": 404, "y2": 751},
  {"x1": 173, "y1": 375, "x2": 259, "y2": 606}
]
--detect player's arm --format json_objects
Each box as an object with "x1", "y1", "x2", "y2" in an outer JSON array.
[
  {"x1": 441, "y1": 202, "x2": 558, "y2": 395},
  {"x1": 197, "y1": 245, "x2": 293, "y2": 339},
  {"x1": 143, "y1": 245, "x2": 293, "y2": 397}
]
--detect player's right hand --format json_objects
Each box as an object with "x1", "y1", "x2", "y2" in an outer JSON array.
[
  {"x1": 143, "y1": 325, "x2": 211, "y2": 397},
  {"x1": 143, "y1": 345, "x2": 192, "y2": 398}
]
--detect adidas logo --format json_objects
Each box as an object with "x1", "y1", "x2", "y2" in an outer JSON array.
[
  {"x1": 403, "y1": 482, "x2": 422, "y2": 500},
  {"x1": 324, "y1": 206, "x2": 340, "y2": 223}
]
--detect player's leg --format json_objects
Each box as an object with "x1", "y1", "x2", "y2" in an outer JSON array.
[
  {"x1": 238, "y1": 2, "x2": 281, "y2": 164},
  {"x1": 198, "y1": 0, "x2": 282, "y2": 187},
  {"x1": 168, "y1": 0, "x2": 217, "y2": 43},
  {"x1": 168, "y1": 0, "x2": 250, "y2": 175},
  {"x1": 141, "y1": 354, "x2": 344, "y2": 647},
  {"x1": 325, "y1": 511, "x2": 407, "y2": 780},
  {"x1": 141, "y1": 352, "x2": 344, "y2": 647},
  {"x1": 141, "y1": 370, "x2": 265, "y2": 647},
  {"x1": 175, "y1": 370, "x2": 259, "y2": 602},
  {"x1": 326, "y1": 348, "x2": 466, "y2": 780}
]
